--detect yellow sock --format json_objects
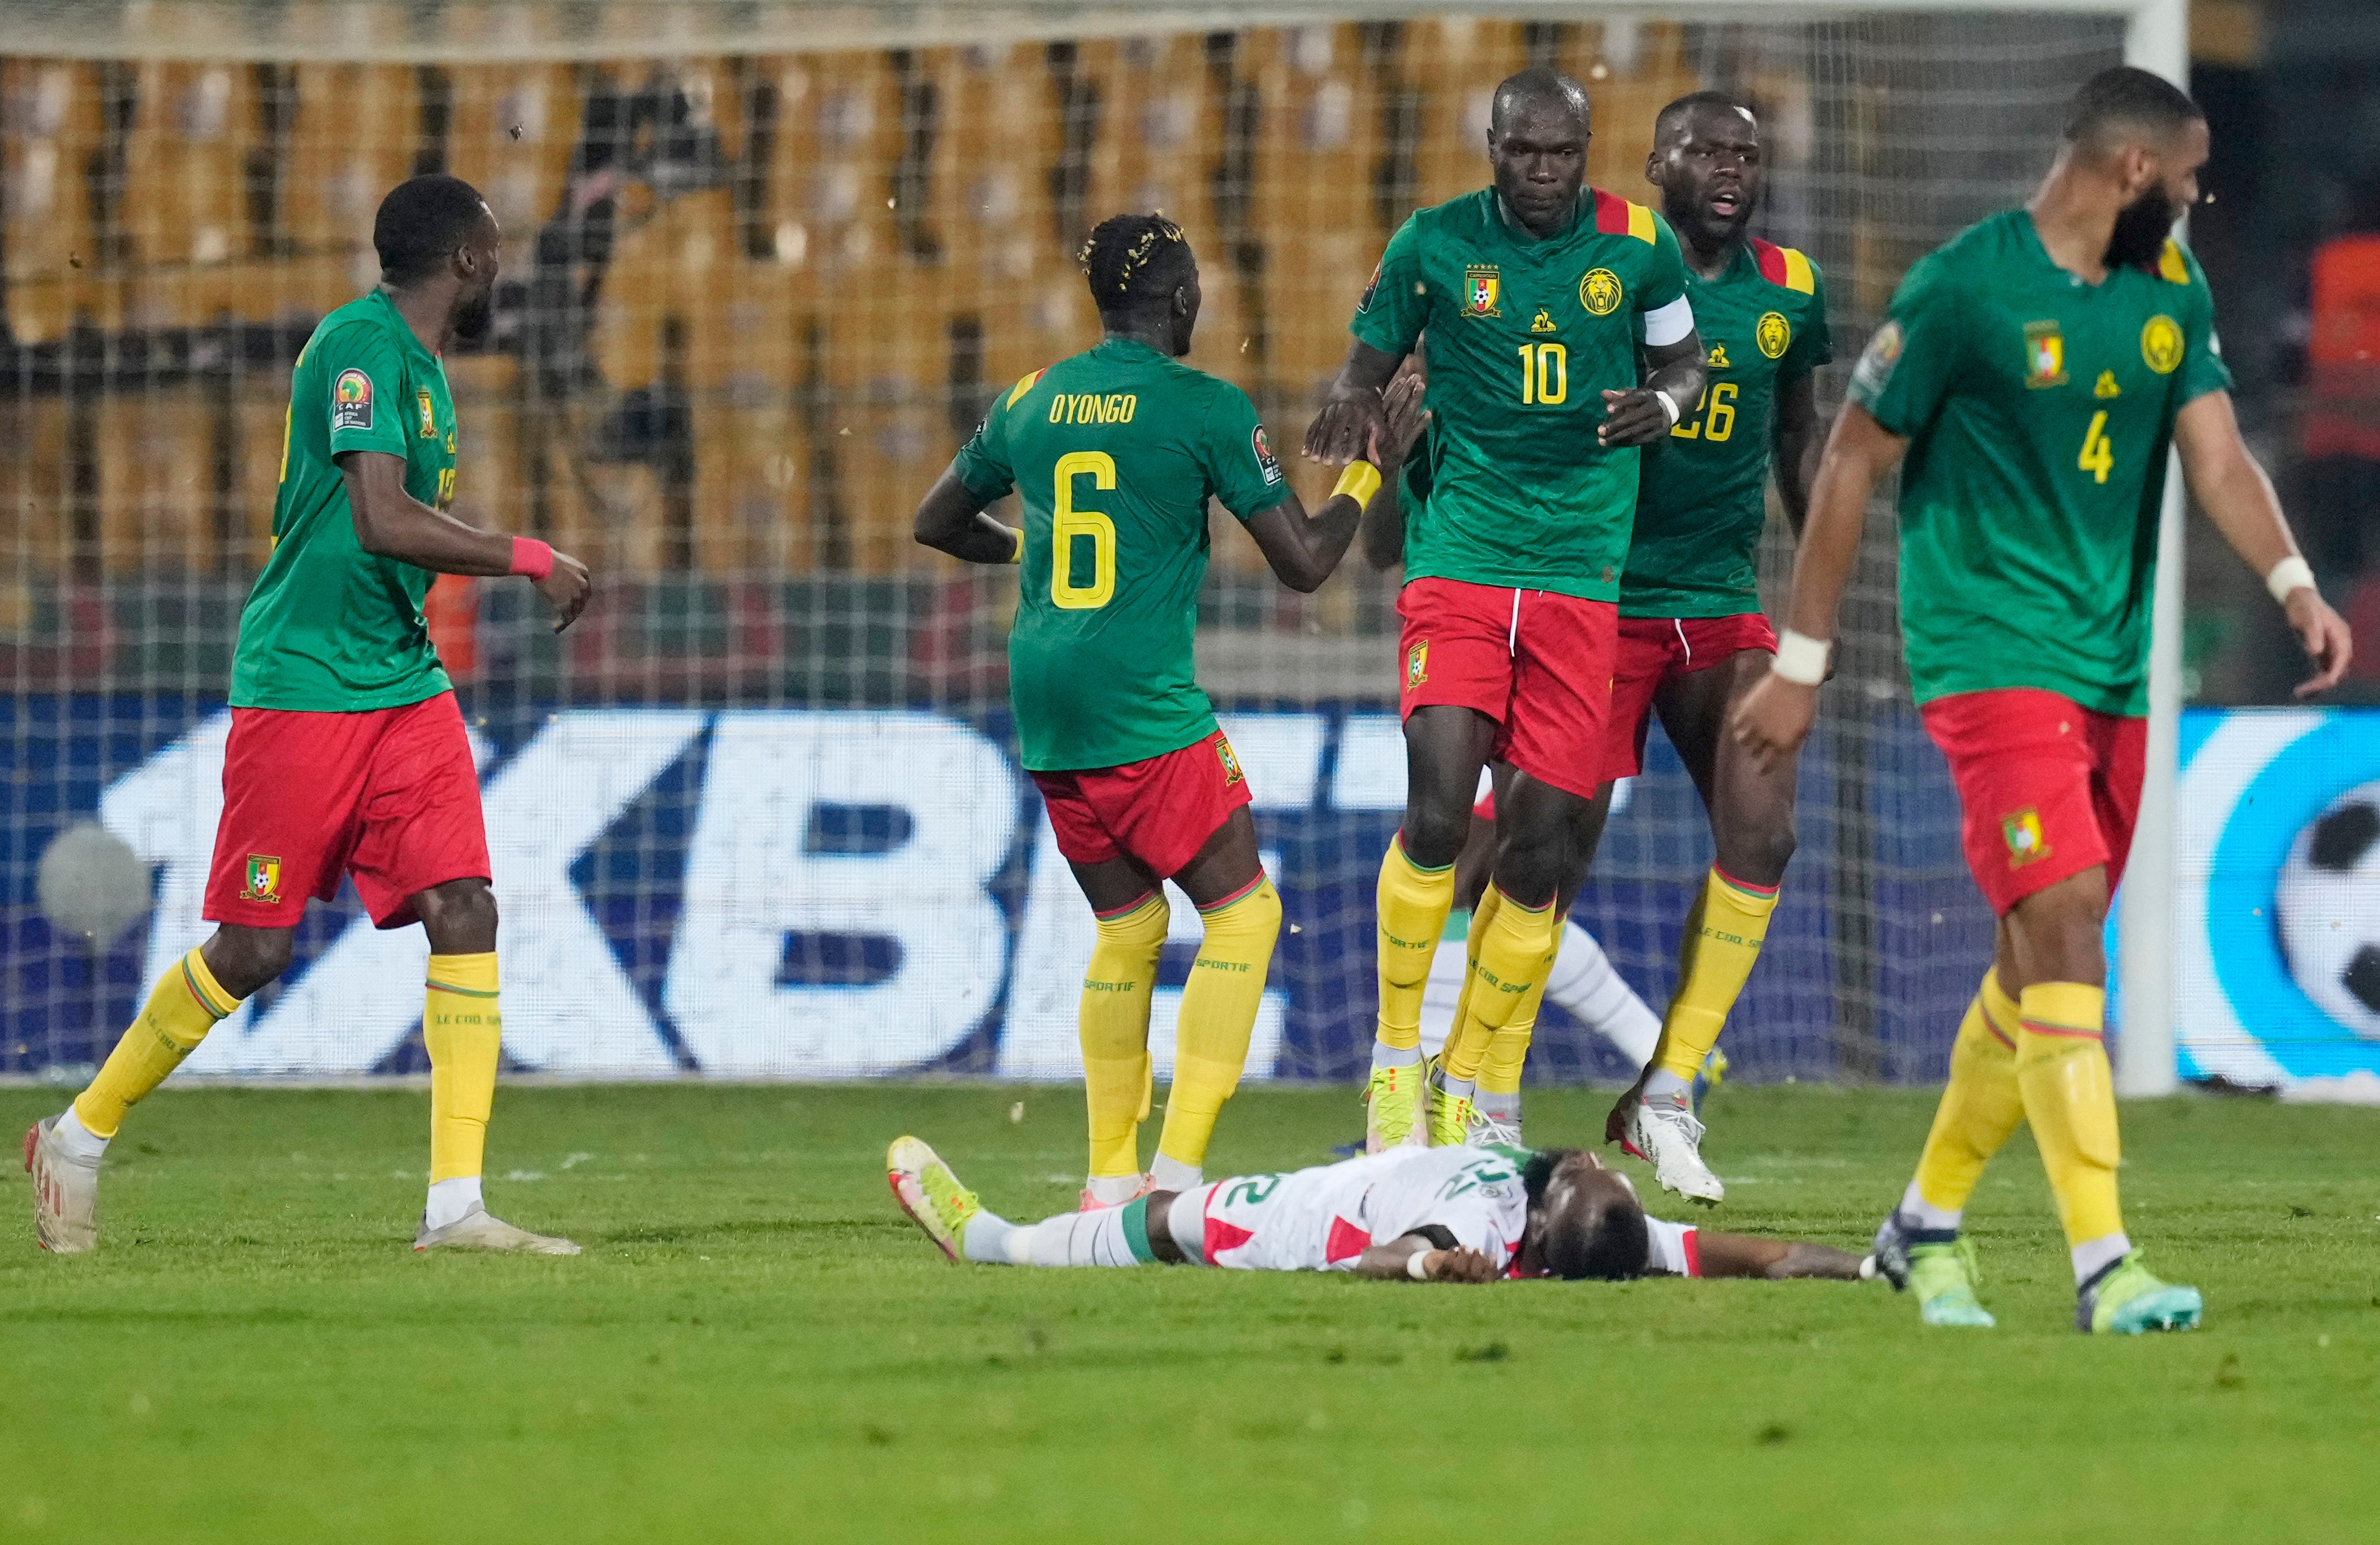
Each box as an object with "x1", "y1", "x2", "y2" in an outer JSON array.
[
  {"x1": 1156, "y1": 878, "x2": 1282, "y2": 1169},
  {"x1": 1442, "y1": 884, "x2": 1556, "y2": 1084},
  {"x1": 1911, "y1": 970, "x2": 2026, "y2": 1216},
  {"x1": 1437, "y1": 885, "x2": 1501, "y2": 1082},
  {"x1": 1653, "y1": 866, "x2": 1779, "y2": 1082},
  {"x1": 1081, "y1": 893, "x2": 1168, "y2": 1179},
  {"x1": 1373, "y1": 836, "x2": 1456, "y2": 1052},
  {"x1": 424, "y1": 952, "x2": 503, "y2": 1184},
  {"x1": 2015, "y1": 981, "x2": 2124, "y2": 1249},
  {"x1": 75, "y1": 948, "x2": 240, "y2": 1137},
  {"x1": 1478, "y1": 1014, "x2": 1531, "y2": 1099}
]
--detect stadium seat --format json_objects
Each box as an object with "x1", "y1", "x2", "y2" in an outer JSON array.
[{"x1": 90, "y1": 390, "x2": 219, "y2": 575}]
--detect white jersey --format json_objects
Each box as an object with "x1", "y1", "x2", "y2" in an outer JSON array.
[{"x1": 1189, "y1": 1145, "x2": 1530, "y2": 1274}]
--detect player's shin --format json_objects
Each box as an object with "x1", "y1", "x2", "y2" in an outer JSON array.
[
  {"x1": 72, "y1": 947, "x2": 243, "y2": 1146},
  {"x1": 423, "y1": 952, "x2": 503, "y2": 1229},
  {"x1": 2013, "y1": 982, "x2": 2130, "y2": 1283},
  {"x1": 1081, "y1": 894, "x2": 1168, "y2": 1196},
  {"x1": 1644, "y1": 868, "x2": 1778, "y2": 1102},
  {"x1": 1902, "y1": 971, "x2": 2024, "y2": 1232},
  {"x1": 1373, "y1": 836, "x2": 1457, "y2": 1058},
  {"x1": 1456, "y1": 886, "x2": 1557, "y2": 1071},
  {"x1": 1154, "y1": 878, "x2": 1281, "y2": 1189}
]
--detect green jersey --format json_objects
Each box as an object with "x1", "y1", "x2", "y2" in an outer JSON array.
[
  {"x1": 230, "y1": 290, "x2": 457, "y2": 712},
  {"x1": 1353, "y1": 188, "x2": 1692, "y2": 601},
  {"x1": 1848, "y1": 212, "x2": 2230, "y2": 714},
  {"x1": 1625, "y1": 239, "x2": 1831, "y2": 618},
  {"x1": 952, "y1": 337, "x2": 1286, "y2": 772}
]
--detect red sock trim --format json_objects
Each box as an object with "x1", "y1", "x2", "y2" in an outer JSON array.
[
  {"x1": 1093, "y1": 892, "x2": 1164, "y2": 922},
  {"x1": 1389, "y1": 834, "x2": 1455, "y2": 875},
  {"x1": 2019, "y1": 1017, "x2": 2103, "y2": 1041},
  {"x1": 1196, "y1": 874, "x2": 1269, "y2": 915},
  {"x1": 1711, "y1": 865, "x2": 1780, "y2": 900},
  {"x1": 1981, "y1": 1017, "x2": 2017, "y2": 1051},
  {"x1": 1487, "y1": 883, "x2": 1553, "y2": 914}
]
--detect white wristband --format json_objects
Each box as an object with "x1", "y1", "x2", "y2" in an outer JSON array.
[
  {"x1": 1407, "y1": 1249, "x2": 1432, "y2": 1280},
  {"x1": 1772, "y1": 629, "x2": 1832, "y2": 687},
  {"x1": 2266, "y1": 555, "x2": 2316, "y2": 606},
  {"x1": 1656, "y1": 390, "x2": 1682, "y2": 429}
]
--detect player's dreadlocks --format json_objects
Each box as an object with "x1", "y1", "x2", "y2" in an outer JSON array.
[
  {"x1": 374, "y1": 174, "x2": 493, "y2": 286},
  {"x1": 1078, "y1": 213, "x2": 1192, "y2": 313}
]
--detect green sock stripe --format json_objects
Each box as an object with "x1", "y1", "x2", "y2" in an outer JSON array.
[
  {"x1": 180, "y1": 954, "x2": 236, "y2": 1020},
  {"x1": 1390, "y1": 836, "x2": 1454, "y2": 875},
  {"x1": 1119, "y1": 1196, "x2": 1160, "y2": 1264},
  {"x1": 425, "y1": 981, "x2": 502, "y2": 999}
]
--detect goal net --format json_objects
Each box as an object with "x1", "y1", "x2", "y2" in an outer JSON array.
[{"x1": 0, "y1": 2, "x2": 2130, "y2": 1082}]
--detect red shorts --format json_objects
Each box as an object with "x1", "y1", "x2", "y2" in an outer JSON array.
[
  {"x1": 1397, "y1": 577, "x2": 1619, "y2": 801},
  {"x1": 1030, "y1": 728, "x2": 1253, "y2": 877},
  {"x1": 204, "y1": 692, "x2": 491, "y2": 930},
  {"x1": 1920, "y1": 688, "x2": 2145, "y2": 916},
  {"x1": 1600, "y1": 612, "x2": 1778, "y2": 782}
]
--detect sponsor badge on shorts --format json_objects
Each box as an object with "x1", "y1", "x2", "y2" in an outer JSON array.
[
  {"x1": 1252, "y1": 425, "x2": 1284, "y2": 485},
  {"x1": 2001, "y1": 809, "x2": 2050, "y2": 868},
  {"x1": 332, "y1": 368, "x2": 374, "y2": 431},
  {"x1": 240, "y1": 853, "x2": 284, "y2": 904},
  {"x1": 1405, "y1": 639, "x2": 1429, "y2": 691},
  {"x1": 2023, "y1": 321, "x2": 2067, "y2": 389},
  {"x1": 1215, "y1": 734, "x2": 1245, "y2": 787}
]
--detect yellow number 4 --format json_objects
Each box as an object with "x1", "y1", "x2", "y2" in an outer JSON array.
[
  {"x1": 1051, "y1": 451, "x2": 1117, "y2": 610},
  {"x1": 2078, "y1": 410, "x2": 2114, "y2": 485}
]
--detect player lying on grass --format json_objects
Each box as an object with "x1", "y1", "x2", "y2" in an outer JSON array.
[
  {"x1": 1734, "y1": 68, "x2": 2352, "y2": 1333},
  {"x1": 888, "y1": 1136, "x2": 1868, "y2": 1284},
  {"x1": 1306, "y1": 67, "x2": 1705, "y2": 1160},
  {"x1": 914, "y1": 214, "x2": 1425, "y2": 1209},
  {"x1": 26, "y1": 175, "x2": 591, "y2": 1257}
]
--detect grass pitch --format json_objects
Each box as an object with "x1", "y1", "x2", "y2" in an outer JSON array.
[{"x1": 2, "y1": 1082, "x2": 2374, "y2": 1544}]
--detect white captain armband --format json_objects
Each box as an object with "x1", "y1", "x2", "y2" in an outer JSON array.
[{"x1": 1641, "y1": 294, "x2": 1696, "y2": 349}]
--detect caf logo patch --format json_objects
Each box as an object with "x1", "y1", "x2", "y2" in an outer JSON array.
[
  {"x1": 1252, "y1": 425, "x2": 1284, "y2": 484},
  {"x1": 2001, "y1": 809, "x2": 2050, "y2": 868},
  {"x1": 1578, "y1": 267, "x2": 1623, "y2": 317},
  {"x1": 331, "y1": 368, "x2": 373, "y2": 431},
  {"x1": 2023, "y1": 321, "x2": 2067, "y2": 389},
  {"x1": 1530, "y1": 307, "x2": 1556, "y2": 334},
  {"x1": 1357, "y1": 260, "x2": 1382, "y2": 314},
  {"x1": 1461, "y1": 265, "x2": 1502, "y2": 318},
  {"x1": 240, "y1": 853, "x2": 284, "y2": 904},
  {"x1": 416, "y1": 387, "x2": 437, "y2": 438},
  {"x1": 1756, "y1": 310, "x2": 1791, "y2": 360},
  {"x1": 2140, "y1": 313, "x2": 2184, "y2": 376},
  {"x1": 1215, "y1": 736, "x2": 1245, "y2": 788},
  {"x1": 1852, "y1": 318, "x2": 1903, "y2": 394},
  {"x1": 1405, "y1": 640, "x2": 1429, "y2": 691}
]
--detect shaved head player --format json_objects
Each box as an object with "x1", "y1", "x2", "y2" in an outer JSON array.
[{"x1": 28, "y1": 175, "x2": 592, "y2": 1256}]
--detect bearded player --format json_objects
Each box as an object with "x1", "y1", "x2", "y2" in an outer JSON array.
[
  {"x1": 1734, "y1": 69, "x2": 2351, "y2": 1332},
  {"x1": 26, "y1": 175, "x2": 593, "y2": 1255},
  {"x1": 1306, "y1": 67, "x2": 1705, "y2": 1155},
  {"x1": 914, "y1": 214, "x2": 1423, "y2": 1209},
  {"x1": 889, "y1": 1134, "x2": 1870, "y2": 1286}
]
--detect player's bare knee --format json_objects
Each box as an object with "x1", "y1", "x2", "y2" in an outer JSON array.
[
  {"x1": 418, "y1": 877, "x2": 499, "y2": 955},
  {"x1": 1400, "y1": 799, "x2": 1472, "y2": 870},
  {"x1": 1717, "y1": 818, "x2": 1796, "y2": 890},
  {"x1": 202, "y1": 925, "x2": 294, "y2": 999}
]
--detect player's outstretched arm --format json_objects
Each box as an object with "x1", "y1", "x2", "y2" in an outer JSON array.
[
  {"x1": 1729, "y1": 401, "x2": 1906, "y2": 771},
  {"x1": 911, "y1": 467, "x2": 1023, "y2": 566},
  {"x1": 1600, "y1": 332, "x2": 1707, "y2": 448},
  {"x1": 1302, "y1": 340, "x2": 1403, "y2": 466},
  {"x1": 1770, "y1": 370, "x2": 1824, "y2": 538},
  {"x1": 2174, "y1": 390, "x2": 2353, "y2": 696},
  {"x1": 1354, "y1": 1231, "x2": 1497, "y2": 1283},
  {"x1": 339, "y1": 450, "x2": 590, "y2": 631},
  {"x1": 1249, "y1": 373, "x2": 1430, "y2": 592},
  {"x1": 1691, "y1": 1230, "x2": 1866, "y2": 1281}
]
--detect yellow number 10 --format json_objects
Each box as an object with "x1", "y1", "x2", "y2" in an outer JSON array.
[
  {"x1": 1517, "y1": 342, "x2": 1567, "y2": 405},
  {"x1": 1051, "y1": 451, "x2": 1117, "y2": 610},
  {"x1": 2077, "y1": 410, "x2": 2114, "y2": 485}
]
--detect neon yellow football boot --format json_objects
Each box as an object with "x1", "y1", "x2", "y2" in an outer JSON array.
[
  {"x1": 2079, "y1": 1252, "x2": 2202, "y2": 1335},
  {"x1": 1363, "y1": 1060, "x2": 1427, "y2": 1153},
  {"x1": 886, "y1": 1136, "x2": 982, "y2": 1264}
]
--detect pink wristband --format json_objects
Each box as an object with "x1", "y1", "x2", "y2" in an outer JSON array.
[{"x1": 508, "y1": 537, "x2": 555, "y2": 581}]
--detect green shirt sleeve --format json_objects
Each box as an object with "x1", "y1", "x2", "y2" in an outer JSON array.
[
  {"x1": 1847, "y1": 253, "x2": 1963, "y2": 438},
  {"x1": 951, "y1": 384, "x2": 1020, "y2": 501},
  {"x1": 1782, "y1": 261, "x2": 1833, "y2": 382},
  {"x1": 1202, "y1": 380, "x2": 1289, "y2": 521},
  {"x1": 321, "y1": 323, "x2": 410, "y2": 459},
  {"x1": 1350, "y1": 214, "x2": 1427, "y2": 359},
  {"x1": 1636, "y1": 213, "x2": 1690, "y2": 314},
  {"x1": 2174, "y1": 244, "x2": 2233, "y2": 407}
]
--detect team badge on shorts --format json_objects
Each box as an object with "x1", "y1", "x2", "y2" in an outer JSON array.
[
  {"x1": 1462, "y1": 266, "x2": 1502, "y2": 318},
  {"x1": 2000, "y1": 810, "x2": 2050, "y2": 868},
  {"x1": 240, "y1": 853, "x2": 284, "y2": 904},
  {"x1": 2023, "y1": 321, "x2": 2067, "y2": 389},
  {"x1": 1405, "y1": 639, "x2": 1429, "y2": 691},
  {"x1": 1216, "y1": 735, "x2": 1245, "y2": 787},
  {"x1": 1579, "y1": 267, "x2": 1623, "y2": 317},
  {"x1": 331, "y1": 369, "x2": 373, "y2": 430},
  {"x1": 2140, "y1": 314, "x2": 2184, "y2": 376},
  {"x1": 1756, "y1": 310, "x2": 1791, "y2": 359}
]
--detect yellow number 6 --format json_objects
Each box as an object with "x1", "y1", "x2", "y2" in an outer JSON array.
[{"x1": 1052, "y1": 451, "x2": 1117, "y2": 610}]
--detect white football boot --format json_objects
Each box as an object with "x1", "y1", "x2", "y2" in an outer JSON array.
[
  {"x1": 1616, "y1": 1095, "x2": 1724, "y2": 1205},
  {"x1": 413, "y1": 1203, "x2": 581, "y2": 1255},
  {"x1": 25, "y1": 1115, "x2": 101, "y2": 1253}
]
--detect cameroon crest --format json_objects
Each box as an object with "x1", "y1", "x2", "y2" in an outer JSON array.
[
  {"x1": 2140, "y1": 314, "x2": 2183, "y2": 376},
  {"x1": 1578, "y1": 267, "x2": 1623, "y2": 317},
  {"x1": 2001, "y1": 809, "x2": 2050, "y2": 868},
  {"x1": 1215, "y1": 736, "x2": 1245, "y2": 788},
  {"x1": 1461, "y1": 265, "x2": 1502, "y2": 318},
  {"x1": 1756, "y1": 310, "x2": 1791, "y2": 360},
  {"x1": 1405, "y1": 639, "x2": 1430, "y2": 692},
  {"x1": 2023, "y1": 321, "x2": 2067, "y2": 389},
  {"x1": 240, "y1": 853, "x2": 284, "y2": 904},
  {"x1": 416, "y1": 387, "x2": 437, "y2": 438}
]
